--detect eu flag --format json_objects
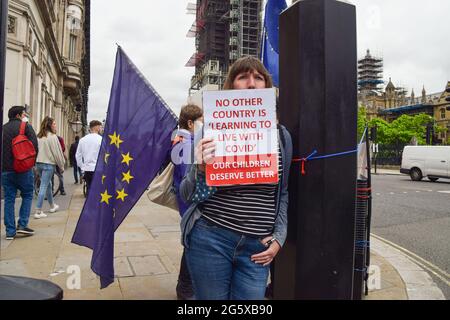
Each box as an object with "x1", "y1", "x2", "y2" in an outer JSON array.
[
  {"x1": 261, "y1": 0, "x2": 287, "y2": 87},
  {"x1": 71, "y1": 47, "x2": 178, "y2": 288}
]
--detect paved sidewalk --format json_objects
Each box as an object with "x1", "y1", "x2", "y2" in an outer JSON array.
[
  {"x1": 0, "y1": 177, "x2": 445, "y2": 300},
  {"x1": 1, "y1": 172, "x2": 181, "y2": 299},
  {"x1": 371, "y1": 168, "x2": 402, "y2": 176},
  {"x1": 369, "y1": 235, "x2": 445, "y2": 300}
]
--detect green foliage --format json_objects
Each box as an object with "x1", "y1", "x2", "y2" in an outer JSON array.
[
  {"x1": 357, "y1": 111, "x2": 442, "y2": 145},
  {"x1": 368, "y1": 117, "x2": 392, "y2": 144},
  {"x1": 386, "y1": 114, "x2": 431, "y2": 145},
  {"x1": 357, "y1": 106, "x2": 367, "y2": 141}
]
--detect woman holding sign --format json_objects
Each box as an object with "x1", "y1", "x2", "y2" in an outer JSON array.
[{"x1": 180, "y1": 56, "x2": 293, "y2": 300}]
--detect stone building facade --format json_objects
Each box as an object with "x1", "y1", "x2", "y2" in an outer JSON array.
[
  {"x1": 4, "y1": 0, "x2": 90, "y2": 156},
  {"x1": 433, "y1": 82, "x2": 450, "y2": 144}
]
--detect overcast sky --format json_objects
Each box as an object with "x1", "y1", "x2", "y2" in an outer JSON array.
[{"x1": 88, "y1": 0, "x2": 450, "y2": 122}]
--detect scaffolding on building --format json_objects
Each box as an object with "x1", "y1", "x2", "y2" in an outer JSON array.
[
  {"x1": 358, "y1": 49, "x2": 384, "y2": 97},
  {"x1": 185, "y1": 0, "x2": 263, "y2": 95}
]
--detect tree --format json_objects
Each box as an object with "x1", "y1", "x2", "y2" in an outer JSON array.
[
  {"x1": 367, "y1": 113, "x2": 443, "y2": 146},
  {"x1": 357, "y1": 106, "x2": 368, "y2": 141},
  {"x1": 356, "y1": 109, "x2": 445, "y2": 145},
  {"x1": 388, "y1": 114, "x2": 430, "y2": 145},
  {"x1": 368, "y1": 117, "x2": 391, "y2": 144}
]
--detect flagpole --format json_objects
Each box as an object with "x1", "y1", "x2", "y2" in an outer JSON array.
[{"x1": 260, "y1": 0, "x2": 267, "y2": 61}]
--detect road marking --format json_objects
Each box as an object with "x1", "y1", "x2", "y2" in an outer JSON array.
[
  {"x1": 437, "y1": 191, "x2": 450, "y2": 194},
  {"x1": 390, "y1": 192, "x2": 395, "y2": 195},
  {"x1": 376, "y1": 193, "x2": 381, "y2": 196},
  {"x1": 428, "y1": 190, "x2": 433, "y2": 192},
  {"x1": 371, "y1": 234, "x2": 450, "y2": 287},
  {"x1": 416, "y1": 191, "x2": 421, "y2": 193},
  {"x1": 403, "y1": 192, "x2": 408, "y2": 194}
]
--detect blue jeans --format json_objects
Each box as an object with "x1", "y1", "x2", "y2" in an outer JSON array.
[
  {"x1": 186, "y1": 217, "x2": 270, "y2": 300},
  {"x1": 36, "y1": 163, "x2": 55, "y2": 209},
  {"x1": 73, "y1": 165, "x2": 82, "y2": 183},
  {"x1": 2, "y1": 170, "x2": 34, "y2": 237}
]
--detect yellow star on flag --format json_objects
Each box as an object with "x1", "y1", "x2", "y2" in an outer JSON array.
[
  {"x1": 108, "y1": 131, "x2": 123, "y2": 149},
  {"x1": 115, "y1": 135, "x2": 124, "y2": 149},
  {"x1": 109, "y1": 132, "x2": 118, "y2": 146},
  {"x1": 100, "y1": 190, "x2": 112, "y2": 205},
  {"x1": 122, "y1": 170, "x2": 134, "y2": 184},
  {"x1": 102, "y1": 175, "x2": 106, "y2": 184},
  {"x1": 121, "y1": 152, "x2": 133, "y2": 166},
  {"x1": 104, "y1": 153, "x2": 110, "y2": 164},
  {"x1": 116, "y1": 188, "x2": 128, "y2": 202}
]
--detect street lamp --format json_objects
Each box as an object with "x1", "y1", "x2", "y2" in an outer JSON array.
[{"x1": 70, "y1": 113, "x2": 83, "y2": 134}]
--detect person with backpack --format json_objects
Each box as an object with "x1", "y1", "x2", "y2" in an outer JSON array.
[
  {"x1": 1, "y1": 106, "x2": 38, "y2": 240},
  {"x1": 34, "y1": 116, "x2": 65, "y2": 219},
  {"x1": 172, "y1": 104, "x2": 203, "y2": 300}
]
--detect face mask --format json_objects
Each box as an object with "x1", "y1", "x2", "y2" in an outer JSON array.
[
  {"x1": 22, "y1": 116, "x2": 29, "y2": 123},
  {"x1": 194, "y1": 120, "x2": 203, "y2": 133}
]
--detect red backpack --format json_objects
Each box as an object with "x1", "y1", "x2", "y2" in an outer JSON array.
[{"x1": 12, "y1": 122, "x2": 37, "y2": 173}]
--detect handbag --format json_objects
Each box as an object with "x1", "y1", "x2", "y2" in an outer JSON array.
[{"x1": 147, "y1": 162, "x2": 179, "y2": 211}]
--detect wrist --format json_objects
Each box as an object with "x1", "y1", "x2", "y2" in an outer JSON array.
[{"x1": 265, "y1": 237, "x2": 277, "y2": 247}]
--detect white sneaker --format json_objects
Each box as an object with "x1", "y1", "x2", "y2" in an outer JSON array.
[
  {"x1": 34, "y1": 211, "x2": 48, "y2": 219},
  {"x1": 49, "y1": 204, "x2": 59, "y2": 213}
]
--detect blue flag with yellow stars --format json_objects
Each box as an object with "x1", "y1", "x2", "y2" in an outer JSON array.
[
  {"x1": 72, "y1": 47, "x2": 178, "y2": 288},
  {"x1": 261, "y1": 0, "x2": 287, "y2": 87}
]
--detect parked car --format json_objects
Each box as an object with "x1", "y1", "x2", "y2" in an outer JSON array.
[{"x1": 400, "y1": 146, "x2": 450, "y2": 182}]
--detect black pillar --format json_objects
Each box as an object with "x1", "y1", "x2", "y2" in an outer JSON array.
[{"x1": 276, "y1": 0, "x2": 357, "y2": 299}]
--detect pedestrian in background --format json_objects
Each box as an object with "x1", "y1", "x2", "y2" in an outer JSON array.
[
  {"x1": 35, "y1": 117, "x2": 65, "y2": 219},
  {"x1": 75, "y1": 120, "x2": 102, "y2": 195},
  {"x1": 69, "y1": 136, "x2": 82, "y2": 184},
  {"x1": 55, "y1": 135, "x2": 67, "y2": 195},
  {"x1": 173, "y1": 104, "x2": 203, "y2": 300},
  {"x1": 1, "y1": 106, "x2": 38, "y2": 240}
]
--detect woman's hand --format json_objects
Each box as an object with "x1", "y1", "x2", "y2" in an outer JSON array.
[
  {"x1": 251, "y1": 236, "x2": 281, "y2": 266},
  {"x1": 195, "y1": 137, "x2": 216, "y2": 172}
]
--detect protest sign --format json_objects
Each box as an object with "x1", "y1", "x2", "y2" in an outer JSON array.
[{"x1": 203, "y1": 88, "x2": 279, "y2": 186}]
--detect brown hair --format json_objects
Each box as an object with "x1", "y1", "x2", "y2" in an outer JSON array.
[
  {"x1": 179, "y1": 104, "x2": 203, "y2": 130},
  {"x1": 89, "y1": 120, "x2": 102, "y2": 129},
  {"x1": 223, "y1": 56, "x2": 273, "y2": 90},
  {"x1": 37, "y1": 116, "x2": 55, "y2": 138}
]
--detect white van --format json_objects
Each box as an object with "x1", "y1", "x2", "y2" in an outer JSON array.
[{"x1": 400, "y1": 146, "x2": 450, "y2": 182}]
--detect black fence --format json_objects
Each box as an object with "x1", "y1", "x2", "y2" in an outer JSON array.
[{"x1": 373, "y1": 144, "x2": 406, "y2": 166}]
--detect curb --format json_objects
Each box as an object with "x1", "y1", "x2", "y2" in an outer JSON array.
[
  {"x1": 371, "y1": 171, "x2": 403, "y2": 176},
  {"x1": 370, "y1": 235, "x2": 446, "y2": 300}
]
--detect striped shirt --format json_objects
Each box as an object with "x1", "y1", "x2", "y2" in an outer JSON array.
[{"x1": 202, "y1": 147, "x2": 283, "y2": 237}]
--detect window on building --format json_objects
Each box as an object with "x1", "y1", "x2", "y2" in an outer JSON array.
[
  {"x1": 8, "y1": 16, "x2": 16, "y2": 34},
  {"x1": 69, "y1": 34, "x2": 77, "y2": 61},
  {"x1": 441, "y1": 108, "x2": 446, "y2": 120}
]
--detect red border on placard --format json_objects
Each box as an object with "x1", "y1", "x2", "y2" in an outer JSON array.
[{"x1": 206, "y1": 154, "x2": 279, "y2": 186}]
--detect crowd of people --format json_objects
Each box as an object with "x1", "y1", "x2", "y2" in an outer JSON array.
[{"x1": 1, "y1": 108, "x2": 103, "y2": 240}]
